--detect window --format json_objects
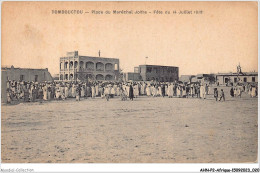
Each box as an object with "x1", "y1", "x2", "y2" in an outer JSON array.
[
  {"x1": 234, "y1": 78, "x2": 237, "y2": 83},
  {"x1": 225, "y1": 78, "x2": 229, "y2": 83},
  {"x1": 146, "y1": 67, "x2": 152, "y2": 73},
  {"x1": 20, "y1": 75, "x2": 24, "y2": 81},
  {"x1": 252, "y1": 77, "x2": 255, "y2": 82},
  {"x1": 244, "y1": 77, "x2": 247, "y2": 82},
  {"x1": 35, "y1": 75, "x2": 38, "y2": 82}
]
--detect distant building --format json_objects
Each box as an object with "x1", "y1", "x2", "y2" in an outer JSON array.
[
  {"x1": 52, "y1": 74, "x2": 60, "y2": 81},
  {"x1": 124, "y1": 65, "x2": 179, "y2": 82},
  {"x1": 1, "y1": 65, "x2": 53, "y2": 82},
  {"x1": 215, "y1": 64, "x2": 258, "y2": 86},
  {"x1": 123, "y1": 72, "x2": 142, "y2": 81},
  {"x1": 1, "y1": 65, "x2": 53, "y2": 102},
  {"x1": 179, "y1": 75, "x2": 195, "y2": 83},
  {"x1": 215, "y1": 72, "x2": 258, "y2": 86},
  {"x1": 59, "y1": 51, "x2": 120, "y2": 81},
  {"x1": 180, "y1": 74, "x2": 215, "y2": 84}
]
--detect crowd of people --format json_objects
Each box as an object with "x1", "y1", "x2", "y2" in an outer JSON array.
[{"x1": 5, "y1": 80, "x2": 258, "y2": 104}]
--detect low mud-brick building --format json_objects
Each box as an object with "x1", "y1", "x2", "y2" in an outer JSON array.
[
  {"x1": 1, "y1": 65, "x2": 53, "y2": 102},
  {"x1": 59, "y1": 51, "x2": 120, "y2": 81},
  {"x1": 124, "y1": 65, "x2": 179, "y2": 82}
]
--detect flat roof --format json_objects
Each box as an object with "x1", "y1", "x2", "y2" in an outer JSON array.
[
  {"x1": 61, "y1": 56, "x2": 119, "y2": 61},
  {"x1": 1, "y1": 66, "x2": 49, "y2": 71},
  {"x1": 216, "y1": 72, "x2": 258, "y2": 76},
  {"x1": 139, "y1": 64, "x2": 178, "y2": 68}
]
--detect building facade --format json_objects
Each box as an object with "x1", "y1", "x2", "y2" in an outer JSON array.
[
  {"x1": 2, "y1": 65, "x2": 53, "y2": 82},
  {"x1": 216, "y1": 72, "x2": 258, "y2": 86},
  {"x1": 125, "y1": 65, "x2": 179, "y2": 82},
  {"x1": 59, "y1": 51, "x2": 120, "y2": 81},
  {"x1": 1, "y1": 65, "x2": 53, "y2": 102}
]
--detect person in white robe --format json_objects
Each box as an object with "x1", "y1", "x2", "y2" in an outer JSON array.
[
  {"x1": 134, "y1": 84, "x2": 139, "y2": 98},
  {"x1": 146, "y1": 85, "x2": 151, "y2": 96},
  {"x1": 71, "y1": 84, "x2": 76, "y2": 98},
  {"x1": 158, "y1": 86, "x2": 162, "y2": 96},
  {"x1": 251, "y1": 87, "x2": 256, "y2": 97},
  {"x1": 168, "y1": 84, "x2": 173, "y2": 98},
  {"x1": 81, "y1": 85, "x2": 85, "y2": 97},
  {"x1": 65, "y1": 85, "x2": 69, "y2": 98},
  {"x1": 126, "y1": 85, "x2": 130, "y2": 97},
  {"x1": 200, "y1": 85, "x2": 206, "y2": 99},
  {"x1": 95, "y1": 85, "x2": 99, "y2": 97},
  {"x1": 91, "y1": 85, "x2": 96, "y2": 98},
  {"x1": 43, "y1": 85, "x2": 48, "y2": 100}
]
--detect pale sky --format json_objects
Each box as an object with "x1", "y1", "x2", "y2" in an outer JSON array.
[{"x1": 1, "y1": 1, "x2": 258, "y2": 76}]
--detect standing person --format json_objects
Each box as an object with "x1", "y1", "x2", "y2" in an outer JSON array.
[
  {"x1": 140, "y1": 83, "x2": 145, "y2": 96},
  {"x1": 251, "y1": 86, "x2": 256, "y2": 97},
  {"x1": 234, "y1": 88, "x2": 237, "y2": 97},
  {"x1": 182, "y1": 86, "x2": 186, "y2": 98},
  {"x1": 237, "y1": 88, "x2": 242, "y2": 98},
  {"x1": 64, "y1": 84, "x2": 69, "y2": 99},
  {"x1": 104, "y1": 85, "x2": 110, "y2": 101},
  {"x1": 95, "y1": 84, "x2": 99, "y2": 97},
  {"x1": 32, "y1": 86, "x2": 37, "y2": 102},
  {"x1": 129, "y1": 84, "x2": 134, "y2": 101},
  {"x1": 133, "y1": 84, "x2": 139, "y2": 98},
  {"x1": 161, "y1": 84, "x2": 165, "y2": 97},
  {"x1": 91, "y1": 85, "x2": 96, "y2": 98},
  {"x1": 158, "y1": 85, "x2": 162, "y2": 97},
  {"x1": 23, "y1": 85, "x2": 30, "y2": 102},
  {"x1": 51, "y1": 84, "x2": 55, "y2": 99},
  {"x1": 190, "y1": 84, "x2": 194, "y2": 97},
  {"x1": 81, "y1": 85, "x2": 85, "y2": 98},
  {"x1": 111, "y1": 85, "x2": 116, "y2": 98},
  {"x1": 72, "y1": 84, "x2": 76, "y2": 98},
  {"x1": 47, "y1": 84, "x2": 51, "y2": 100},
  {"x1": 146, "y1": 84, "x2": 151, "y2": 97},
  {"x1": 196, "y1": 84, "x2": 200, "y2": 98},
  {"x1": 230, "y1": 87, "x2": 234, "y2": 97},
  {"x1": 6, "y1": 88, "x2": 12, "y2": 104},
  {"x1": 177, "y1": 85, "x2": 181, "y2": 98},
  {"x1": 219, "y1": 89, "x2": 225, "y2": 101},
  {"x1": 205, "y1": 84, "x2": 209, "y2": 95},
  {"x1": 200, "y1": 84, "x2": 206, "y2": 99},
  {"x1": 165, "y1": 84, "x2": 168, "y2": 96},
  {"x1": 43, "y1": 84, "x2": 48, "y2": 101},
  {"x1": 214, "y1": 88, "x2": 218, "y2": 101},
  {"x1": 168, "y1": 83, "x2": 173, "y2": 98},
  {"x1": 76, "y1": 85, "x2": 81, "y2": 101}
]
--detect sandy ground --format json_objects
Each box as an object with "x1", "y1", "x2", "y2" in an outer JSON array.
[{"x1": 1, "y1": 87, "x2": 258, "y2": 163}]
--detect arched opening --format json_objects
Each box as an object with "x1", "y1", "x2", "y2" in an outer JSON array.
[
  {"x1": 65, "y1": 74, "x2": 68, "y2": 80},
  {"x1": 60, "y1": 62, "x2": 63, "y2": 70},
  {"x1": 105, "y1": 74, "x2": 113, "y2": 80},
  {"x1": 96, "y1": 62, "x2": 104, "y2": 71},
  {"x1": 65, "y1": 62, "x2": 68, "y2": 69},
  {"x1": 86, "y1": 61, "x2": 94, "y2": 70},
  {"x1": 60, "y1": 74, "x2": 63, "y2": 80},
  {"x1": 96, "y1": 74, "x2": 104, "y2": 80},
  {"x1": 74, "y1": 61, "x2": 78, "y2": 69},
  {"x1": 69, "y1": 61, "x2": 73, "y2": 69},
  {"x1": 79, "y1": 61, "x2": 84, "y2": 69},
  {"x1": 69, "y1": 74, "x2": 73, "y2": 80},
  {"x1": 105, "y1": 63, "x2": 113, "y2": 71},
  {"x1": 86, "y1": 74, "x2": 94, "y2": 80}
]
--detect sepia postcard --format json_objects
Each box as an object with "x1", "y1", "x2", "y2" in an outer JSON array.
[{"x1": 1, "y1": 1, "x2": 259, "y2": 170}]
